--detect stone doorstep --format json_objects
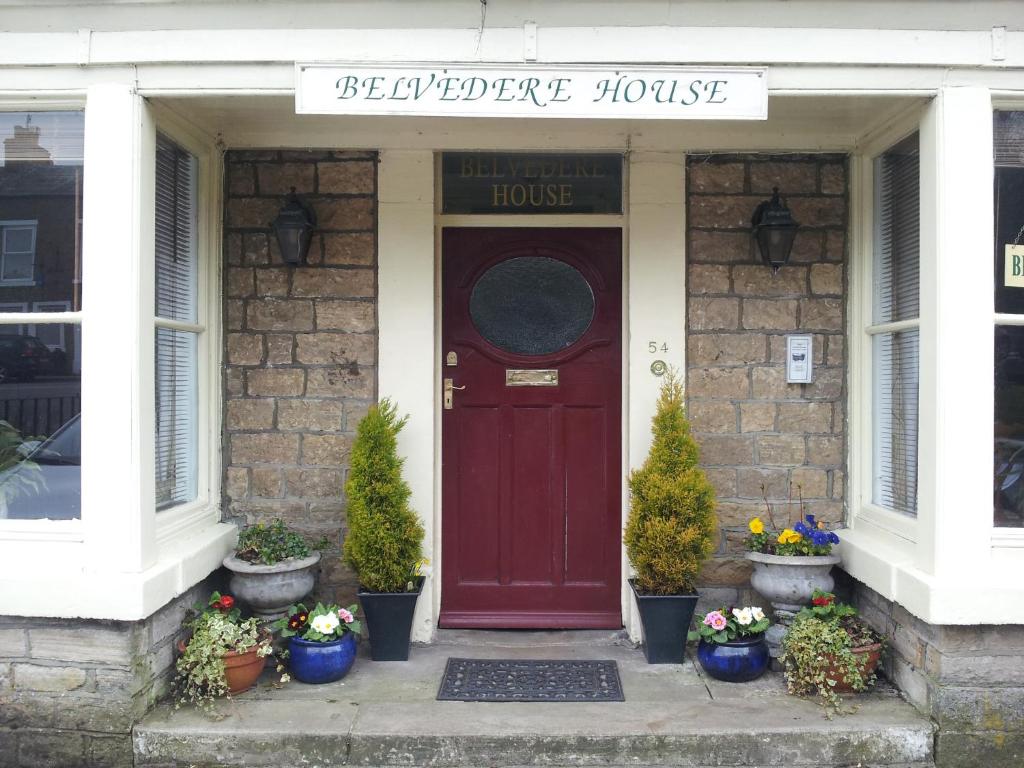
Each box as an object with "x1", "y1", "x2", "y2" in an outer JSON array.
[{"x1": 133, "y1": 631, "x2": 935, "y2": 768}]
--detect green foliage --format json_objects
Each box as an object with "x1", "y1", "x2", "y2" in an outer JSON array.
[
  {"x1": 688, "y1": 606, "x2": 771, "y2": 645},
  {"x1": 235, "y1": 519, "x2": 328, "y2": 565},
  {"x1": 172, "y1": 592, "x2": 271, "y2": 715},
  {"x1": 781, "y1": 591, "x2": 883, "y2": 717},
  {"x1": 0, "y1": 420, "x2": 44, "y2": 506},
  {"x1": 272, "y1": 602, "x2": 362, "y2": 641},
  {"x1": 343, "y1": 399, "x2": 424, "y2": 593},
  {"x1": 625, "y1": 371, "x2": 716, "y2": 595}
]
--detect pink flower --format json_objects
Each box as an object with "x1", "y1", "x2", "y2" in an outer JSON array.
[
  {"x1": 703, "y1": 611, "x2": 727, "y2": 631},
  {"x1": 338, "y1": 608, "x2": 355, "y2": 624}
]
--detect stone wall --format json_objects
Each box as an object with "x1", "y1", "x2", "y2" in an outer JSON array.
[
  {"x1": 222, "y1": 149, "x2": 378, "y2": 607},
  {"x1": 0, "y1": 580, "x2": 212, "y2": 768},
  {"x1": 848, "y1": 577, "x2": 1024, "y2": 767},
  {"x1": 685, "y1": 154, "x2": 848, "y2": 607}
]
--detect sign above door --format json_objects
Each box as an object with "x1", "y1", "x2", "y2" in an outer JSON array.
[{"x1": 296, "y1": 64, "x2": 767, "y2": 120}]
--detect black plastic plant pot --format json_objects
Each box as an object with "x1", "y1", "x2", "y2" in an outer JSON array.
[
  {"x1": 357, "y1": 580, "x2": 422, "y2": 661},
  {"x1": 629, "y1": 579, "x2": 699, "y2": 664}
]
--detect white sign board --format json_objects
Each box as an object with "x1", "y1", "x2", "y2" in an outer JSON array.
[
  {"x1": 296, "y1": 64, "x2": 767, "y2": 120},
  {"x1": 1005, "y1": 244, "x2": 1024, "y2": 288},
  {"x1": 786, "y1": 334, "x2": 813, "y2": 384}
]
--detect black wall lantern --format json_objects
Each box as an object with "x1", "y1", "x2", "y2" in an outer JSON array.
[
  {"x1": 271, "y1": 187, "x2": 316, "y2": 265},
  {"x1": 751, "y1": 186, "x2": 799, "y2": 275}
]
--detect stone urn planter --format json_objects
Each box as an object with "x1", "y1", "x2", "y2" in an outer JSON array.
[
  {"x1": 745, "y1": 551, "x2": 840, "y2": 656},
  {"x1": 223, "y1": 553, "x2": 321, "y2": 621}
]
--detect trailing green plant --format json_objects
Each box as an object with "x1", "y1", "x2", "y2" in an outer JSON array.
[
  {"x1": 234, "y1": 519, "x2": 329, "y2": 566},
  {"x1": 0, "y1": 419, "x2": 45, "y2": 507},
  {"x1": 171, "y1": 592, "x2": 272, "y2": 714},
  {"x1": 781, "y1": 590, "x2": 884, "y2": 717},
  {"x1": 624, "y1": 370, "x2": 717, "y2": 595},
  {"x1": 343, "y1": 398, "x2": 424, "y2": 593}
]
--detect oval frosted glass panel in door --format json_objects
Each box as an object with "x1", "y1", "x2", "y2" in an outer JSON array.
[{"x1": 469, "y1": 256, "x2": 595, "y2": 355}]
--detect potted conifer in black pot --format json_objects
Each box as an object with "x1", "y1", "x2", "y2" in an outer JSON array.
[
  {"x1": 343, "y1": 399, "x2": 426, "y2": 661},
  {"x1": 625, "y1": 371, "x2": 717, "y2": 664}
]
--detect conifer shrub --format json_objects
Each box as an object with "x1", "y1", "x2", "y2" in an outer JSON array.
[
  {"x1": 625, "y1": 371, "x2": 717, "y2": 595},
  {"x1": 343, "y1": 399, "x2": 425, "y2": 593}
]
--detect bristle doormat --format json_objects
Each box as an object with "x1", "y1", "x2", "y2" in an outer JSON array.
[{"x1": 437, "y1": 658, "x2": 624, "y2": 702}]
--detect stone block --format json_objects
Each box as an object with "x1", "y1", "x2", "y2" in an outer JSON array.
[
  {"x1": 323, "y1": 232, "x2": 376, "y2": 267},
  {"x1": 13, "y1": 664, "x2": 87, "y2": 692},
  {"x1": 309, "y1": 501, "x2": 347, "y2": 523},
  {"x1": 695, "y1": 587, "x2": 740, "y2": 617},
  {"x1": 777, "y1": 401, "x2": 832, "y2": 433},
  {"x1": 148, "y1": 592, "x2": 196, "y2": 649},
  {"x1": 803, "y1": 366, "x2": 844, "y2": 400},
  {"x1": 226, "y1": 299, "x2": 244, "y2": 331},
  {"x1": 788, "y1": 196, "x2": 846, "y2": 227},
  {"x1": 806, "y1": 435, "x2": 843, "y2": 466},
  {"x1": 800, "y1": 298, "x2": 844, "y2": 331},
  {"x1": 750, "y1": 365, "x2": 794, "y2": 399},
  {"x1": 790, "y1": 467, "x2": 828, "y2": 498},
  {"x1": 234, "y1": 499, "x2": 307, "y2": 523},
  {"x1": 306, "y1": 365, "x2": 375, "y2": 399},
  {"x1": 265, "y1": 334, "x2": 294, "y2": 364},
  {"x1": 87, "y1": 733, "x2": 135, "y2": 768},
  {"x1": 704, "y1": 467, "x2": 737, "y2": 498},
  {"x1": 688, "y1": 230, "x2": 751, "y2": 263},
  {"x1": 935, "y1": 730, "x2": 1024, "y2": 768},
  {"x1": 821, "y1": 163, "x2": 846, "y2": 195},
  {"x1": 739, "y1": 402, "x2": 776, "y2": 432},
  {"x1": 226, "y1": 467, "x2": 249, "y2": 500},
  {"x1": 316, "y1": 300, "x2": 376, "y2": 333},
  {"x1": 279, "y1": 149, "x2": 330, "y2": 161},
  {"x1": 688, "y1": 264, "x2": 731, "y2": 294},
  {"x1": 0, "y1": 629, "x2": 27, "y2": 658},
  {"x1": 750, "y1": 161, "x2": 818, "y2": 194},
  {"x1": 695, "y1": 434, "x2": 754, "y2": 466},
  {"x1": 17, "y1": 730, "x2": 88, "y2": 768},
  {"x1": 285, "y1": 468, "x2": 345, "y2": 499},
  {"x1": 226, "y1": 333, "x2": 264, "y2": 366},
  {"x1": 225, "y1": 197, "x2": 281, "y2": 229},
  {"x1": 826, "y1": 335, "x2": 845, "y2": 366},
  {"x1": 688, "y1": 401, "x2": 737, "y2": 433},
  {"x1": 242, "y1": 233, "x2": 271, "y2": 266},
  {"x1": 231, "y1": 433, "x2": 300, "y2": 465},
  {"x1": 246, "y1": 369, "x2": 305, "y2": 397},
  {"x1": 824, "y1": 229, "x2": 846, "y2": 261},
  {"x1": 688, "y1": 297, "x2": 740, "y2": 330},
  {"x1": 295, "y1": 333, "x2": 376, "y2": 366},
  {"x1": 251, "y1": 467, "x2": 284, "y2": 498},
  {"x1": 737, "y1": 467, "x2": 790, "y2": 500},
  {"x1": 257, "y1": 163, "x2": 316, "y2": 196},
  {"x1": 741, "y1": 299, "x2": 798, "y2": 330},
  {"x1": 787, "y1": 229, "x2": 825, "y2": 263},
  {"x1": 756, "y1": 434, "x2": 805, "y2": 465},
  {"x1": 687, "y1": 367, "x2": 749, "y2": 399},
  {"x1": 687, "y1": 333, "x2": 766, "y2": 366},
  {"x1": 226, "y1": 267, "x2": 255, "y2": 298},
  {"x1": 344, "y1": 401, "x2": 373, "y2": 431},
  {"x1": 246, "y1": 298, "x2": 315, "y2": 332},
  {"x1": 689, "y1": 194, "x2": 764, "y2": 229},
  {"x1": 302, "y1": 434, "x2": 353, "y2": 466},
  {"x1": 255, "y1": 267, "x2": 290, "y2": 298},
  {"x1": 231, "y1": 150, "x2": 279, "y2": 161},
  {"x1": 688, "y1": 161, "x2": 745, "y2": 193},
  {"x1": 310, "y1": 197, "x2": 375, "y2": 231},
  {"x1": 887, "y1": 655, "x2": 931, "y2": 713},
  {"x1": 225, "y1": 232, "x2": 243, "y2": 265},
  {"x1": 809, "y1": 263, "x2": 843, "y2": 296},
  {"x1": 29, "y1": 625, "x2": 134, "y2": 666},
  {"x1": 699, "y1": 556, "x2": 754, "y2": 587},
  {"x1": 932, "y1": 686, "x2": 1024, "y2": 731},
  {"x1": 227, "y1": 163, "x2": 255, "y2": 196},
  {"x1": 292, "y1": 268, "x2": 375, "y2": 299},
  {"x1": 830, "y1": 468, "x2": 845, "y2": 499},
  {"x1": 318, "y1": 161, "x2": 375, "y2": 195},
  {"x1": 732, "y1": 264, "x2": 807, "y2": 297},
  {"x1": 806, "y1": 500, "x2": 843, "y2": 523},
  {"x1": 225, "y1": 368, "x2": 245, "y2": 397},
  {"x1": 277, "y1": 400, "x2": 344, "y2": 432},
  {"x1": 930, "y1": 651, "x2": 1024, "y2": 686}
]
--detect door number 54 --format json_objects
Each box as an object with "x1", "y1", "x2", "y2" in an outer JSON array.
[{"x1": 648, "y1": 341, "x2": 669, "y2": 354}]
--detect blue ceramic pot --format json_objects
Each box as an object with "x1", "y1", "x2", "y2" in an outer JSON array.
[
  {"x1": 288, "y1": 632, "x2": 357, "y2": 684},
  {"x1": 696, "y1": 635, "x2": 770, "y2": 682}
]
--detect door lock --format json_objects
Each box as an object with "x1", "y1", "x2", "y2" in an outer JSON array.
[{"x1": 443, "y1": 378, "x2": 466, "y2": 409}]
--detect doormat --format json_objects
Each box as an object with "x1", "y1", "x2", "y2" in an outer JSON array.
[{"x1": 437, "y1": 658, "x2": 624, "y2": 702}]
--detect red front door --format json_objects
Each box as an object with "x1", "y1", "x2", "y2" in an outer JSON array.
[{"x1": 440, "y1": 228, "x2": 622, "y2": 629}]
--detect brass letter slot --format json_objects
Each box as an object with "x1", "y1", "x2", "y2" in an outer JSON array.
[{"x1": 506, "y1": 369, "x2": 558, "y2": 387}]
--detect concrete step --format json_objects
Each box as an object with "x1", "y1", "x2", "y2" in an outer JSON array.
[{"x1": 134, "y1": 632, "x2": 935, "y2": 768}]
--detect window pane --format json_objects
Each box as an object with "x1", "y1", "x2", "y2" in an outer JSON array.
[
  {"x1": 0, "y1": 350, "x2": 81, "y2": 520},
  {"x1": 155, "y1": 328, "x2": 197, "y2": 510},
  {"x1": 155, "y1": 135, "x2": 197, "y2": 324},
  {"x1": 0, "y1": 112, "x2": 84, "y2": 311},
  {"x1": 874, "y1": 133, "x2": 920, "y2": 324},
  {"x1": 873, "y1": 329, "x2": 920, "y2": 516}
]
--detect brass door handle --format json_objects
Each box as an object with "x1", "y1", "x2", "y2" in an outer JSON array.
[{"x1": 443, "y1": 378, "x2": 465, "y2": 409}]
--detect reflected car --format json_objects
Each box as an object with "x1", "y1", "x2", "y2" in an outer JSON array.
[
  {"x1": 0, "y1": 414, "x2": 80, "y2": 520},
  {"x1": 0, "y1": 333, "x2": 53, "y2": 382}
]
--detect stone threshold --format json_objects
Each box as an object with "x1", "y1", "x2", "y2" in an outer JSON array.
[{"x1": 133, "y1": 630, "x2": 935, "y2": 768}]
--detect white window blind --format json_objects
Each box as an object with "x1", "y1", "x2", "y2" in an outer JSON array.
[
  {"x1": 871, "y1": 132, "x2": 920, "y2": 516},
  {"x1": 154, "y1": 134, "x2": 199, "y2": 511}
]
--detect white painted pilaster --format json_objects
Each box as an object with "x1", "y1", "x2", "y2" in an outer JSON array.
[{"x1": 377, "y1": 150, "x2": 437, "y2": 641}]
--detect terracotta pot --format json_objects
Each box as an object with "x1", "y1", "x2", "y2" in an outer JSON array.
[
  {"x1": 221, "y1": 646, "x2": 266, "y2": 694},
  {"x1": 824, "y1": 642, "x2": 883, "y2": 693}
]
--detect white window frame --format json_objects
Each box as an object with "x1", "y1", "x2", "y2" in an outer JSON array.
[
  {"x1": 31, "y1": 300, "x2": 72, "y2": 349},
  {"x1": 0, "y1": 220, "x2": 37, "y2": 286},
  {"x1": 850, "y1": 108, "x2": 923, "y2": 545}
]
